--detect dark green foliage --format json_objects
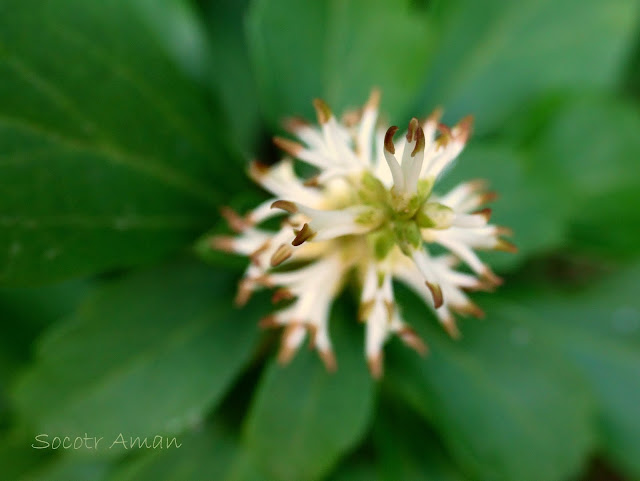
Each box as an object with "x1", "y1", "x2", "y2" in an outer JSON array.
[{"x1": 1, "y1": 0, "x2": 640, "y2": 480}]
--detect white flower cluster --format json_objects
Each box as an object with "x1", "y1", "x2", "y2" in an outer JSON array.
[{"x1": 214, "y1": 91, "x2": 515, "y2": 377}]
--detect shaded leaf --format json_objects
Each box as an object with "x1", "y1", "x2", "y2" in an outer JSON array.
[
  {"x1": 0, "y1": 280, "x2": 90, "y2": 429},
  {"x1": 200, "y1": 0, "x2": 262, "y2": 153},
  {"x1": 247, "y1": 0, "x2": 433, "y2": 126},
  {"x1": 373, "y1": 394, "x2": 467, "y2": 481},
  {"x1": 417, "y1": 0, "x2": 639, "y2": 133},
  {"x1": 386, "y1": 286, "x2": 595, "y2": 481},
  {"x1": 534, "y1": 96, "x2": 640, "y2": 257},
  {"x1": 325, "y1": 457, "x2": 379, "y2": 481},
  {"x1": 520, "y1": 264, "x2": 640, "y2": 479},
  {"x1": 11, "y1": 258, "x2": 261, "y2": 457},
  {"x1": 245, "y1": 302, "x2": 374, "y2": 481},
  {"x1": 0, "y1": 0, "x2": 240, "y2": 285},
  {"x1": 107, "y1": 424, "x2": 239, "y2": 481}
]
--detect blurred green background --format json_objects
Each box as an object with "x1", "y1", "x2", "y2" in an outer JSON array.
[{"x1": 1, "y1": 0, "x2": 640, "y2": 480}]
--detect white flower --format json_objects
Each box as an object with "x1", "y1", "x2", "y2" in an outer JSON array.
[{"x1": 213, "y1": 90, "x2": 516, "y2": 378}]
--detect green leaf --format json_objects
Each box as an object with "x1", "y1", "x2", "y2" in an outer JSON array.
[
  {"x1": 0, "y1": 430, "x2": 55, "y2": 480},
  {"x1": 0, "y1": 0, "x2": 240, "y2": 285},
  {"x1": 107, "y1": 423, "x2": 241, "y2": 481},
  {"x1": 247, "y1": 0, "x2": 433, "y2": 126},
  {"x1": 325, "y1": 457, "x2": 379, "y2": 481},
  {"x1": 11, "y1": 258, "x2": 261, "y2": 457},
  {"x1": 386, "y1": 287, "x2": 595, "y2": 481},
  {"x1": 200, "y1": 0, "x2": 262, "y2": 153},
  {"x1": 18, "y1": 457, "x2": 111, "y2": 481},
  {"x1": 245, "y1": 302, "x2": 374, "y2": 481},
  {"x1": 417, "y1": 0, "x2": 640, "y2": 133},
  {"x1": 533, "y1": 96, "x2": 640, "y2": 257},
  {"x1": 0, "y1": 280, "x2": 90, "y2": 429},
  {"x1": 373, "y1": 394, "x2": 467, "y2": 481},
  {"x1": 521, "y1": 264, "x2": 640, "y2": 479},
  {"x1": 133, "y1": 0, "x2": 212, "y2": 84}
]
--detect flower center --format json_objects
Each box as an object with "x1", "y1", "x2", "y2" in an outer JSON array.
[{"x1": 350, "y1": 171, "x2": 453, "y2": 260}]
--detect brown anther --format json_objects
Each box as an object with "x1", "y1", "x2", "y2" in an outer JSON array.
[
  {"x1": 249, "y1": 241, "x2": 270, "y2": 266},
  {"x1": 398, "y1": 327, "x2": 428, "y2": 356},
  {"x1": 455, "y1": 302, "x2": 486, "y2": 319},
  {"x1": 426, "y1": 107, "x2": 444, "y2": 125},
  {"x1": 496, "y1": 239, "x2": 518, "y2": 253},
  {"x1": 277, "y1": 324, "x2": 304, "y2": 364},
  {"x1": 252, "y1": 274, "x2": 273, "y2": 288},
  {"x1": 271, "y1": 200, "x2": 298, "y2": 213},
  {"x1": 272, "y1": 288, "x2": 295, "y2": 303},
  {"x1": 411, "y1": 126, "x2": 425, "y2": 157},
  {"x1": 384, "y1": 126, "x2": 399, "y2": 154},
  {"x1": 426, "y1": 281, "x2": 444, "y2": 309},
  {"x1": 292, "y1": 223, "x2": 316, "y2": 246},
  {"x1": 406, "y1": 117, "x2": 419, "y2": 142},
  {"x1": 210, "y1": 236, "x2": 235, "y2": 253},
  {"x1": 270, "y1": 244, "x2": 292, "y2": 267},
  {"x1": 365, "y1": 87, "x2": 381, "y2": 111},
  {"x1": 313, "y1": 98, "x2": 332, "y2": 124},
  {"x1": 436, "y1": 123, "x2": 452, "y2": 147},
  {"x1": 467, "y1": 179, "x2": 488, "y2": 191},
  {"x1": 248, "y1": 161, "x2": 270, "y2": 181},
  {"x1": 303, "y1": 176, "x2": 320, "y2": 187},
  {"x1": 496, "y1": 226, "x2": 514, "y2": 236},
  {"x1": 273, "y1": 136, "x2": 304, "y2": 156},
  {"x1": 474, "y1": 207, "x2": 492, "y2": 222},
  {"x1": 259, "y1": 315, "x2": 279, "y2": 329},
  {"x1": 455, "y1": 115, "x2": 474, "y2": 143},
  {"x1": 441, "y1": 316, "x2": 461, "y2": 339},
  {"x1": 470, "y1": 278, "x2": 497, "y2": 292},
  {"x1": 368, "y1": 353, "x2": 384, "y2": 380},
  {"x1": 482, "y1": 268, "x2": 503, "y2": 286},
  {"x1": 220, "y1": 206, "x2": 250, "y2": 232},
  {"x1": 319, "y1": 349, "x2": 337, "y2": 372},
  {"x1": 234, "y1": 280, "x2": 253, "y2": 306},
  {"x1": 437, "y1": 123, "x2": 452, "y2": 137},
  {"x1": 479, "y1": 191, "x2": 499, "y2": 204},
  {"x1": 308, "y1": 323, "x2": 318, "y2": 349},
  {"x1": 341, "y1": 109, "x2": 362, "y2": 127},
  {"x1": 282, "y1": 116, "x2": 309, "y2": 133}
]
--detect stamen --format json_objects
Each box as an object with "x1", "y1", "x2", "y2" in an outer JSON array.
[
  {"x1": 259, "y1": 315, "x2": 279, "y2": 328},
  {"x1": 319, "y1": 349, "x2": 337, "y2": 372},
  {"x1": 210, "y1": 236, "x2": 235, "y2": 253},
  {"x1": 397, "y1": 326, "x2": 428, "y2": 355},
  {"x1": 220, "y1": 206, "x2": 250, "y2": 232},
  {"x1": 313, "y1": 98, "x2": 332, "y2": 124},
  {"x1": 441, "y1": 315, "x2": 461, "y2": 338},
  {"x1": 292, "y1": 223, "x2": 316, "y2": 246},
  {"x1": 273, "y1": 136, "x2": 304, "y2": 156},
  {"x1": 473, "y1": 208, "x2": 492, "y2": 222},
  {"x1": 426, "y1": 281, "x2": 444, "y2": 308},
  {"x1": 270, "y1": 244, "x2": 293, "y2": 266},
  {"x1": 365, "y1": 87, "x2": 381, "y2": 111},
  {"x1": 411, "y1": 125, "x2": 425, "y2": 157},
  {"x1": 455, "y1": 115, "x2": 474, "y2": 143},
  {"x1": 495, "y1": 239, "x2": 518, "y2": 253},
  {"x1": 406, "y1": 117, "x2": 419, "y2": 143},
  {"x1": 383, "y1": 126, "x2": 405, "y2": 191},
  {"x1": 368, "y1": 353, "x2": 384, "y2": 379},
  {"x1": 248, "y1": 161, "x2": 270, "y2": 181},
  {"x1": 272, "y1": 288, "x2": 295, "y2": 303},
  {"x1": 384, "y1": 126, "x2": 398, "y2": 154},
  {"x1": 271, "y1": 200, "x2": 298, "y2": 213}
]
